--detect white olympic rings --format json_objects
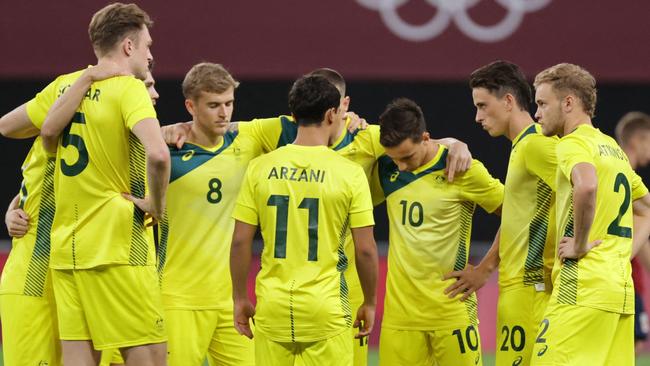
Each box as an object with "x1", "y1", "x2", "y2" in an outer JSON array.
[{"x1": 356, "y1": 0, "x2": 552, "y2": 43}]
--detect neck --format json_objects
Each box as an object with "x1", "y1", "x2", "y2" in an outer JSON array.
[
  {"x1": 625, "y1": 148, "x2": 638, "y2": 169},
  {"x1": 97, "y1": 54, "x2": 131, "y2": 73},
  {"x1": 293, "y1": 124, "x2": 331, "y2": 146},
  {"x1": 420, "y1": 141, "x2": 440, "y2": 168},
  {"x1": 562, "y1": 113, "x2": 592, "y2": 136},
  {"x1": 187, "y1": 122, "x2": 224, "y2": 148},
  {"x1": 507, "y1": 110, "x2": 536, "y2": 141}
]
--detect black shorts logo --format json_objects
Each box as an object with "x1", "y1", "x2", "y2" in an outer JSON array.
[
  {"x1": 537, "y1": 345, "x2": 549, "y2": 357},
  {"x1": 512, "y1": 356, "x2": 523, "y2": 366}
]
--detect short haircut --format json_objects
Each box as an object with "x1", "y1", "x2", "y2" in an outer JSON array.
[
  {"x1": 182, "y1": 63, "x2": 239, "y2": 100},
  {"x1": 534, "y1": 63, "x2": 597, "y2": 117},
  {"x1": 308, "y1": 68, "x2": 346, "y2": 96},
  {"x1": 379, "y1": 98, "x2": 426, "y2": 148},
  {"x1": 88, "y1": 3, "x2": 153, "y2": 56},
  {"x1": 288, "y1": 75, "x2": 341, "y2": 126},
  {"x1": 469, "y1": 60, "x2": 532, "y2": 111},
  {"x1": 615, "y1": 111, "x2": 650, "y2": 147}
]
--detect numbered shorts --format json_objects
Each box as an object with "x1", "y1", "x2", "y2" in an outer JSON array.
[
  {"x1": 496, "y1": 285, "x2": 550, "y2": 366},
  {"x1": 165, "y1": 308, "x2": 254, "y2": 366},
  {"x1": 379, "y1": 325, "x2": 482, "y2": 366},
  {"x1": 0, "y1": 292, "x2": 62, "y2": 366},
  {"x1": 255, "y1": 328, "x2": 352, "y2": 366},
  {"x1": 51, "y1": 265, "x2": 166, "y2": 350},
  {"x1": 530, "y1": 301, "x2": 633, "y2": 365},
  {"x1": 349, "y1": 289, "x2": 369, "y2": 366}
]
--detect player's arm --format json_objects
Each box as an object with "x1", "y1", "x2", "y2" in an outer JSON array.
[
  {"x1": 230, "y1": 220, "x2": 257, "y2": 339},
  {"x1": 632, "y1": 193, "x2": 650, "y2": 258},
  {"x1": 0, "y1": 104, "x2": 39, "y2": 139},
  {"x1": 351, "y1": 225, "x2": 378, "y2": 338},
  {"x1": 558, "y1": 163, "x2": 602, "y2": 260},
  {"x1": 432, "y1": 137, "x2": 472, "y2": 182},
  {"x1": 5, "y1": 194, "x2": 29, "y2": 238},
  {"x1": 444, "y1": 227, "x2": 500, "y2": 301},
  {"x1": 161, "y1": 121, "x2": 192, "y2": 149},
  {"x1": 123, "y1": 119, "x2": 170, "y2": 222},
  {"x1": 41, "y1": 64, "x2": 126, "y2": 152}
]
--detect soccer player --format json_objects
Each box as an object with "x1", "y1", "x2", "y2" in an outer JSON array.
[
  {"x1": 615, "y1": 112, "x2": 650, "y2": 352},
  {"x1": 32, "y1": 3, "x2": 170, "y2": 365},
  {"x1": 0, "y1": 62, "x2": 146, "y2": 366},
  {"x1": 162, "y1": 67, "x2": 473, "y2": 366},
  {"x1": 375, "y1": 98, "x2": 504, "y2": 366},
  {"x1": 444, "y1": 61, "x2": 558, "y2": 366},
  {"x1": 153, "y1": 62, "x2": 257, "y2": 365},
  {"x1": 530, "y1": 63, "x2": 650, "y2": 365},
  {"x1": 230, "y1": 75, "x2": 379, "y2": 366}
]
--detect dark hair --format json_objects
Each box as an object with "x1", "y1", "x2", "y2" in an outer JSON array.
[
  {"x1": 616, "y1": 111, "x2": 650, "y2": 147},
  {"x1": 308, "y1": 68, "x2": 346, "y2": 96},
  {"x1": 469, "y1": 60, "x2": 532, "y2": 111},
  {"x1": 288, "y1": 75, "x2": 341, "y2": 126},
  {"x1": 379, "y1": 98, "x2": 426, "y2": 147},
  {"x1": 89, "y1": 3, "x2": 153, "y2": 56}
]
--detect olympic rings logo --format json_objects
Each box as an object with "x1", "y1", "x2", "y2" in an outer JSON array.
[{"x1": 356, "y1": 0, "x2": 552, "y2": 43}]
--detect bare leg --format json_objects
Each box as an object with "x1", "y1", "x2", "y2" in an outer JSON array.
[
  {"x1": 121, "y1": 342, "x2": 167, "y2": 366},
  {"x1": 62, "y1": 340, "x2": 101, "y2": 366}
]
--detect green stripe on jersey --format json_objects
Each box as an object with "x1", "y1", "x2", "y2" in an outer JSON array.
[{"x1": 169, "y1": 131, "x2": 239, "y2": 183}]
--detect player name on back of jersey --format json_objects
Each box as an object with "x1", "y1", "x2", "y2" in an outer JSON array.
[
  {"x1": 57, "y1": 84, "x2": 101, "y2": 102},
  {"x1": 597, "y1": 143, "x2": 627, "y2": 161},
  {"x1": 267, "y1": 166, "x2": 326, "y2": 183}
]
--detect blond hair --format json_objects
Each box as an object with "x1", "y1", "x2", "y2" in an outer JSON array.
[
  {"x1": 615, "y1": 111, "x2": 650, "y2": 147},
  {"x1": 534, "y1": 63, "x2": 597, "y2": 117},
  {"x1": 182, "y1": 63, "x2": 239, "y2": 100},
  {"x1": 88, "y1": 3, "x2": 153, "y2": 56}
]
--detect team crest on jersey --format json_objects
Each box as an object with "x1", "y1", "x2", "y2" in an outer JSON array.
[
  {"x1": 389, "y1": 171, "x2": 400, "y2": 182},
  {"x1": 182, "y1": 150, "x2": 195, "y2": 161},
  {"x1": 434, "y1": 175, "x2": 446, "y2": 184}
]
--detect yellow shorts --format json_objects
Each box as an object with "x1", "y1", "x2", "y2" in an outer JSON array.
[
  {"x1": 99, "y1": 350, "x2": 124, "y2": 366},
  {"x1": 349, "y1": 288, "x2": 368, "y2": 366},
  {"x1": 496, "y1": 285, "x2": 550, "y2": 366},
  {"x1": 255, "y1": 328, "x2": 352, "y2": 366},
  {"x1": 379, "y1": 325, "x2": 483, "y2": 366},
  {"x1": 530, "y1": 301, "x2": 633, "y2": 365},
  {"x1": 166, "y1": 308, "x2": 254, "y2": 366},
  {"x1": 51, "y1": 265, "x2": 166, "y2": 350},
  {"x1": 0, "y1": 292, "x2": 62, "y2": 366}
]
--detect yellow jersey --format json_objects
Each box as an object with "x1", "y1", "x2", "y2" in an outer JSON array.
[
  {"x1": 26, "y1": 70, "x2": 157, "y2": 269},
  {"x1": 375, "y1": 146, "x2": 504, "y2": 330},
  {"x1": 158, "y1": 125, "x2": 262, "y2": 309},
  {"x1": 244, "y1": 116, "x2": 383, "y2": 304},
  {"x1": 232, "y1": 144, "x2": 375, "y2": 342},
  {"x1": 499, "y1": 124, "x2": 558, "y2": 291},
  {"x1": 553, "y1": 124, "x2": 648, "y2": 314},
  {"x1": 0, "y1": 138, "x2": 55, "y2": 297}
]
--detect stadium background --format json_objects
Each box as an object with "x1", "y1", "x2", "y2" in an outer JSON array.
[{"x1": 1, "y1": 0, "x2": 650, "y2": 364}]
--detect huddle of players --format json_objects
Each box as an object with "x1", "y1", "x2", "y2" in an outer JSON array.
[{"x1": 1, "y1": 2, "x2": 650, "y2": 366}]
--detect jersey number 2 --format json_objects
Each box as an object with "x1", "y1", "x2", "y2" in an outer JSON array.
[
  {"x1": 607, "y1": 173, "x2": 632, "y2": 238},
  {"x1": 267, "y1": 195, "x2": 319, "y2": 261}
]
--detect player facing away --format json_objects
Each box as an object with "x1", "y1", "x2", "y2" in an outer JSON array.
[
  {"x1": 157, "y1": 63, "x2": 256, "y2": 365},
  {"x1": 374, "y1": 98, "x2": 504, "y2": 366},
  {"x1": 0, "y1": 63, "x2": 153, "y2": 366},
  {"x1": 32, "y1": 3, "x2": 170, "y2": 365},
  {"x1": 230, "y1": 75, "x2": 379, "y2": 366},
  {"x1": 445, "y1": 61, "x2": 558, "y2": 366},
  {"x1": 531, "y1": 63, "x2": 650, "y2": 365}
]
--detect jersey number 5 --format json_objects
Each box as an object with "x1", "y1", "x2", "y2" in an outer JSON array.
[
  {"x1": 61, "y1": 112, "x2": 89, "y2": 177},
  {"x1": 267, "y1": 195, "x2": 319, "y2": 261}
]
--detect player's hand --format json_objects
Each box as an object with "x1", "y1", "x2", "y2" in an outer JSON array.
[
  {"x1": 85, "y1": 60, "x2": 129, "y2": 82},
  {"x1": 5, "y1": 208, "x2": 29, "y2": 238},
  {"x1": 345, "y1": 111, "x2": 368, "y2": 132},
  {"x1": 443, "y1": 264, "x2": 490, "y2": 301},
  {"x1": 558, "y1": 236, "x2": 602, "y2": 260},
  {"x1": 353, "y1": 303, "x2": 376, "y2": 338},
  {"x1": 122, "y1": 193, "x2": 164, "y2": 225},
  {"x1": 233, "y1": 298, "x2": 256, "y2": 339},
  {"x1": 161, "y1": 121, "x2": 193, "y2": 149},
  {"x1": 445, "y1": 140, "x2": 472, "y2": 183}
]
